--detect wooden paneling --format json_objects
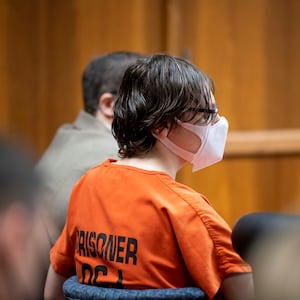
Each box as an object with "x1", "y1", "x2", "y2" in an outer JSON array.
[
  {"x1": 1, "y1": 0, "x2": 300, "y2": 225},
  {"x1": 177, "y1": 156, "x2": 300, "y2": 226},
  {"x1": 166, "y1": 0, "x2": 300, "y2": 129},
  {"x1": 0, "y1": 0, "x2": 40, "y2": 142},
  {"x1": 226, "y1": 129, "x2": 300, "y2": 157},
  {"x1": 0, "y1": 1, "x2": 9, "y2": 129},
  {"x1": 173, "y1": 0, "x2": 300, "y2": 225},
  {"x1": 0, "y1": 0, "x2": 166, "y2": 153}
]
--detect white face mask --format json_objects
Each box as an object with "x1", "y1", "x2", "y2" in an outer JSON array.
[{"x1": 155, "y1": 116, "x2": 229, "y2": 172}]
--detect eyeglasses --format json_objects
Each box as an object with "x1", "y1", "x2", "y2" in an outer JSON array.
[
  {"x1": 187, "y1": 106, "x2": 219, "y2": 124},
  {"x1": 188, "y1": 107, "x2": 218, "y2": 114}
]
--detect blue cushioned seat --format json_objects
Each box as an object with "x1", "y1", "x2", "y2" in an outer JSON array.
[{"x1": 63, "y1": 275, "x2": 207, "y2": 300}]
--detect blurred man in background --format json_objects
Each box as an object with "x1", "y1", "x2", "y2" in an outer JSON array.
[
  {"x1": 36, "y1": 51, "x2": 145, "y2": 241},
  {"x1": 0, "y1": 135, "x2": 55, "y2": 300}
]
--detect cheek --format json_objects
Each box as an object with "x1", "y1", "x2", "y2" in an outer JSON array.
[{"x1": 168, "y1": 126, "x2": 201, "y2": 153}]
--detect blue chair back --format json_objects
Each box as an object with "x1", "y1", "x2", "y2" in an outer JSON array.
[{"x1": 63, "y1": 275, "x2": 207, "y2": 300}]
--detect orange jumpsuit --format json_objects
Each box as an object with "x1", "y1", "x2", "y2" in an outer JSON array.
[{"x1": 50, "y1": 159, "x2": 251, "y2": 299}]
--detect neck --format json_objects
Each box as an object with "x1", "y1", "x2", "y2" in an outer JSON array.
[
  {"x1": 95, "y1": 110, "x2": 112, "y2": 129},
  {"x1": 115, "y1": 141, "x2": 185, "y2": 179}
]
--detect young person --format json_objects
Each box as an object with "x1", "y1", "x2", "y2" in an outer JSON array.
[
  {"x1": 44, "y1": 54, "x2": 254, "y2": 300},
  {"x1": 36, "y1": 51, "x2": 145, "y2": 239}
]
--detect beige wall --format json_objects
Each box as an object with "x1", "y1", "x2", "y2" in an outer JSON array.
[{"x1": 1, "y1": 0, "x2": 300, "y2": 225}]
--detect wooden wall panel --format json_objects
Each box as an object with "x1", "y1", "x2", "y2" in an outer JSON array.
[
  {"x1": 177, "y1": 156, "x2": 300, "y2": 226},
  {"x1": 0, "y1": 0, "x2": 166, "y2": 154},
  {"x1": 0, "y1": 0, "x2": 40, "y2": 144},
  {"x1": 167, "y1": 0, "x2": 300, "y2": 129},
  {"x1": 0, "y1": 1, "x2": 9, "y2": 130},
  {"x1": 1, "y1": 0, "x2": 300, "y2": 225},
  {"x1": 36, "y1": 0, "x2": 165, "y2": 153},
  {"x1": 173, "y1": 0, "x2": 300, "y2": 225}
]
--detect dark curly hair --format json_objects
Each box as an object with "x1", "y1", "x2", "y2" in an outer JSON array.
[
  {"x1": 112, "y1": 54, "x2": 215, "y2": 158},
  {"x1": 82, "y1": 51, "x2": 145, "y2": 116}
]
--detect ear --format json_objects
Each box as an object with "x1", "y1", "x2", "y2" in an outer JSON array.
[
  {"x1": 152, "y1": 127, "x2": 169, "y2": 138},
  {"x1": 98, "y1": 93, "x2": 115, "y2": 118}
]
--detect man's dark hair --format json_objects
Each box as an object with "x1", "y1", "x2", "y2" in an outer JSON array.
[
  {"x1": 82, "y1": 51, "x2": 145, "y2": 115},
  {"x1": 0, "y1": 136, "x2": 39, "y2": 211},
  {"x1": 112, "y1": 54, "x2": 215, "y2": 158}
]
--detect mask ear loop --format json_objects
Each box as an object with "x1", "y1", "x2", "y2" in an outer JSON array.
[{"x1": 153, "y1": 128, "x2": 195, "y2": 162}]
